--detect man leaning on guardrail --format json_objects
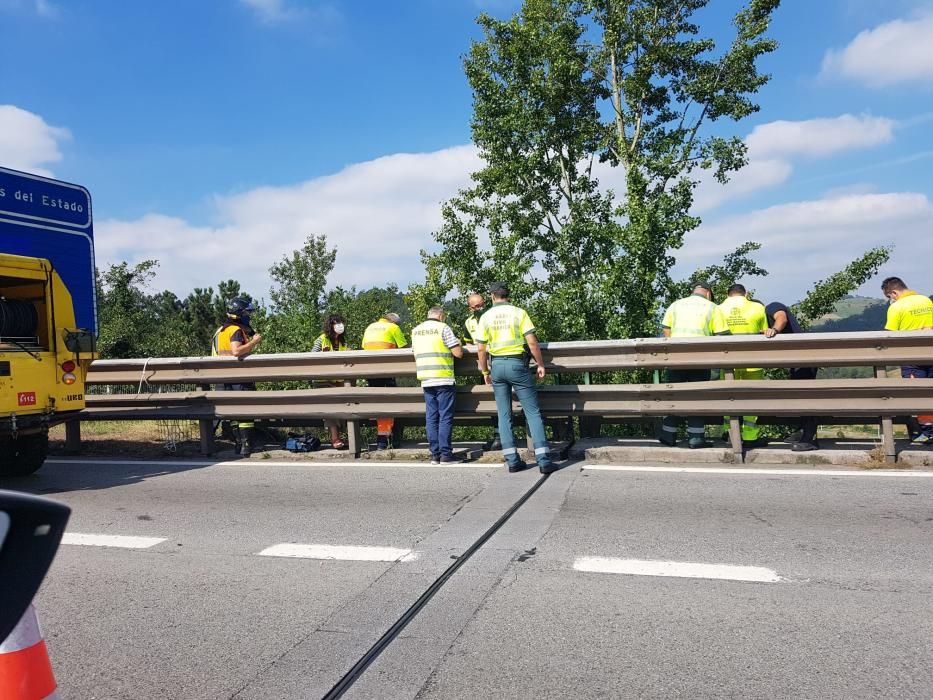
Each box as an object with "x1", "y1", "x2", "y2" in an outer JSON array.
[
  {"x1": 659, "y1": 280, "x2": 730, "y2": 449},
  {"x1": 881, "y1": 276, "x2": 933, "y2": 445},
  {"x1": 764, "y1": 300, "x2": 820, "y2": 452}
]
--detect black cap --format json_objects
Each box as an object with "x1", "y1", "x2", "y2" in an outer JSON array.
[
  {"x1": 691, "y1": 280, "x2": 712, "y2": 292},
  {"x1": 489, "y1": 281, "x2": 510, "y2": 298}
]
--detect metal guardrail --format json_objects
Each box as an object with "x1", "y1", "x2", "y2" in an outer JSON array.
[
  {"x1": 82, "y1": 380, "x2": 933, "y2": 419},
  {"x1": 84, "y1": 331, "x2": 933, "y2": 384},
  {"x1": 68, "y1": 331, "x2": 933, "y2": 463}
]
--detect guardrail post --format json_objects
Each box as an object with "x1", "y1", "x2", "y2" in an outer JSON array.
[
  {"x1": 64, "y1": 420, "x2": 81, "y2": 455},
  {"x1": 723, "y1": 369, "x2": 744, "y2": 463},
  {"x1": 197, "y1": 384, "x2": 215, "y2": 456},
  {"x1": 874, "y1": 366, "x2": 896, "y2": 463},
  {"x1": 344, "y1": 380, "x2": 362, "y2": 457}
]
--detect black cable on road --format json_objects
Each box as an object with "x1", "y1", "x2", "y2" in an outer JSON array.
[{"x1": 321, "y1": 472, "x2": 552, "y2": 700}]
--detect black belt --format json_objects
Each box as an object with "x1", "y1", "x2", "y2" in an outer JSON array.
[{"x1": 491, "y1": 354, "x2": 525, "y2": 360}]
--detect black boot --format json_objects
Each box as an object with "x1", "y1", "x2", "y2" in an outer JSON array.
[{"x1": 239, "y1": 428, "x2": 255, "y2": 457}]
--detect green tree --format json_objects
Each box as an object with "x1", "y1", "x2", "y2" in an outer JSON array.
[
  {"x1": 422, "y1": 0, "x2": 781, "y2": 341},
  {"x1": 264, "y1": 235, "x2": 337, "y2": 352},
  {"x1": 675, "y1": 241, "x2": 769, "y2": 304},
  {"x1": 792, "y1": 246, "x2": 892, "y2": 328},
  {"x1": 325, "y1": 284, "x2": 410, "y2": 348}
]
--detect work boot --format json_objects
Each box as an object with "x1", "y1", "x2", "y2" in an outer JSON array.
[
  {"x1": 658, "y1": 432, "x2": 677, "y2": 447},
  {"x1": 239, "y1": 428, "x2": 255, "y2": 457},
  {"x1": 489, "y1": 436, "x2": 503, "y2": 451},
  {"x1": 791, "y1": 441, "x2": 819, "y2": 452},
  {"x1": 538, "y1": 462, "x2": 559, "y2": 474},
  {"x1": 507, "y1": 461, "x2": 528, "y2": 473},
  {"x1": 688, "y1": 437, "x2": 711, "y2": 449}
]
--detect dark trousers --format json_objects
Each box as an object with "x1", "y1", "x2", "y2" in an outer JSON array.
[
  {"x1": 661, "y1": 368, "x2": 711, "y2": 439},
  {"x1": 424, "y1": 385, "x2": 456, "y2": 458},
  {"x1": 900, "y1": 366, "x2": 933, "y2": 437},
  {"x1": 790, "y1": 367, "x2": 819, "y2": 443}
]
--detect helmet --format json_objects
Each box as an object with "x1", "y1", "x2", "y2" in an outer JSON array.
[{"x1": 226, "y1": 297, "x2": 255, "y2": 321}]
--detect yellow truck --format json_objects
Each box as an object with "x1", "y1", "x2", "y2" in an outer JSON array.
[{"x1": 1, "y1": 166, "x2": 96, "y2": 476}]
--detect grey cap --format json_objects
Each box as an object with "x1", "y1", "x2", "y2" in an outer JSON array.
[{"x1": 691, "y1": 280, "x2": 712, "y2": 292}]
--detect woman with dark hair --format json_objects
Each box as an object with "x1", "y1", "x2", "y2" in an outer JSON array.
[{"x1": 312, "y1": 314, "x2": 349, "y2": 449}]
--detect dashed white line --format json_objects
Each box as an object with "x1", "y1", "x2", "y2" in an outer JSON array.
[
  {"x1": 257, "y1": 543, "x2": 417, "y2": 562},
  {"x1": 573, "y1": 556, "x2": 781, "y2": 583},
  {"x1": 581, "y1": 464, "x2": 933, "y2": 477},
  {"x1": 62, "y1": 533, "x2": 167, "y2": 549}
]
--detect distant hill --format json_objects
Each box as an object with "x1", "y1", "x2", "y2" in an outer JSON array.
[{"x1": 809, "y1": 296, "x2": 886, "y2": 332}]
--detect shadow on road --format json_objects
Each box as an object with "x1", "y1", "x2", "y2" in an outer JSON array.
[{"x1": 0, "y1": 457, "x2": 220, "y2": 495}]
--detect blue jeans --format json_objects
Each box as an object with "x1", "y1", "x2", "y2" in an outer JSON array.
[
  {"x1": 424, "y1": 385, "x2": 456, "y2": 458},
  {"x1": 490, "y1": 357, "x2": 551, "y2": 468}
]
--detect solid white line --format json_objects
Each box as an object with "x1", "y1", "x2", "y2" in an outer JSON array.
[
  {"x1": 257, "y1": 543, "x2": 417, "y2": 562},
  {"x1": 46, "y1": 458, "x2": 500, "y2": 469},
  {"x1": 581, "y1": 464, "x2": 933, "y2": 477},
  {"x1": 573, "y1": 556, "x2": 781, "y2": 583},
  {"x1": 62, "y1": 532, "x2": 167, "y2": 549}
]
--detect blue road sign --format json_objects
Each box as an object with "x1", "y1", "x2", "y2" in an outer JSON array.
[{"x1": 0, "y1": 166, "x2": 97, "y2": 334}]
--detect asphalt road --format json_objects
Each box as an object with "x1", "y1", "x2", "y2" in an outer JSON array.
[{"x1": 3, "y1": 458, "x2": 932, "y2": 699}]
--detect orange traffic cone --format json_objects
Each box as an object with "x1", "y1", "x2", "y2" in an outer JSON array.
[{"x1": 0, "y1": 604, "x2": 59, "y2": 699}]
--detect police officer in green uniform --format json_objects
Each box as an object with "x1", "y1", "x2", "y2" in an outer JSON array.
[
  {"x1": 474, "y1": 282, "x2": 556, "y2": 474},
  {"x1": 659, "y1": 281, "x2": 730, "y2": 448}
]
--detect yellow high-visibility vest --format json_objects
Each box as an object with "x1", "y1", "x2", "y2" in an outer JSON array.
[
  {"x1": 662, "y1": 294, "x2": 729, "y2": 337},
  {"x1": 316, "y1": 333, "x2": 347, "y2": 351},
  {"x1": 475, "y1": 303, "x2": 535, "y2": 356},
  {"x1": 212, "y1": 323, "x2": 249, "y2": 356},
  {"x1": 362, "y1": 318, "x2": 406, "y2": 349},
  {"x1": 411, "y1": 320, "x2": 455, "y2": 381},
  {"x1": 718, "y1": 296, "x2": 767, "y2": 335},
  {"x1": 885, "y1": 291, "x2": 933, "y2": 331}
]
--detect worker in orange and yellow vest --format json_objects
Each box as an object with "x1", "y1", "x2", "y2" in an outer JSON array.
[{"x1": 361, "y1": 312, "x2": 408, "y2": 450}]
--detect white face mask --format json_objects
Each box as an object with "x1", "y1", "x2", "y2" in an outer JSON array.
[{"x1": 333, "y1": 323, "x2": 345, "y2": 335}]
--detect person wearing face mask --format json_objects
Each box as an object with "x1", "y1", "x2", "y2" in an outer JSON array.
[
  {"x1": 461, "y1": 292, "x2": 502, "y2": 451},
  {"x1": 212, "y1": 297, "x2": 263, "y2": 456},
  {"x1": 658, "y1": 281, "x2": 730, "y2": 449},
  {"x1": 312, "y1": 314, "x2": 350, "y2": 449}
]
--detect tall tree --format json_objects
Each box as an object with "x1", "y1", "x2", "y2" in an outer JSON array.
[
  {"x1": 264, "y1": 234, "x2": 337, "y2": 352},
  {"x1": 422, "y1": 0, "x2": 781, "y2": 341}
]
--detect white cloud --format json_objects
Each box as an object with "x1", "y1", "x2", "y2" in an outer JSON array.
[
  {"x1": 34, "y1": 0, "x2": 59, "y2": 18},
  {"x1": 822, "y1": 14, "x2": 933, "y2": 86},
  {"x1": 0, "y1": 105, "x2": 70, "y2": 176},
  {"x1": 693, "y1": 114, "x2": 897, "y2": 213},
  {"x1": 239, "y1": 0, "x2": 336, "y2": 25},
  {"x1": 678, "y1": 191, "x2": 933, "y2": 303},
  {"x1": 745, "y1": 114, "x2": 895, "y2": 159},
  {"x1": 96, "y1": 146, "x2": 482, "y2": 299}
]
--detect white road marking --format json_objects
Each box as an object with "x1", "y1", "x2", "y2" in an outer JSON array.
[
  {"x1": 257, "y1": 543, "x2": 417, "y2": 562},
  {"x1": 46, "y1": 458, "x2": 500, "y2": 469},
  {"x1": 581, "y1": 464, "x2": 933, "y2": 477},
  {"x1": 62, "y1": 533, "x2": 167, "y2": 549},
  {"x1": 574, "y1": 556, "x2": 781, "y2": 583}
]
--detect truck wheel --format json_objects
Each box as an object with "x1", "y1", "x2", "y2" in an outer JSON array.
[{"x1": 0, "y1": 433, "x2": 49, "y2": 477}]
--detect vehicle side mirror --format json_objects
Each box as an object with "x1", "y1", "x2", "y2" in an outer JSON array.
[
  {"x1": 0, "y1": 491, "x2": 70, "y2": 643},
  {"x1": 64, "y1": 329, "x2": 96, "y2": 353}
]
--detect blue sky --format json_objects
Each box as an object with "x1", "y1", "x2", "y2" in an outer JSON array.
[{"x1": 1, "y1": 0, "x2": 932, "y2": 305}]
